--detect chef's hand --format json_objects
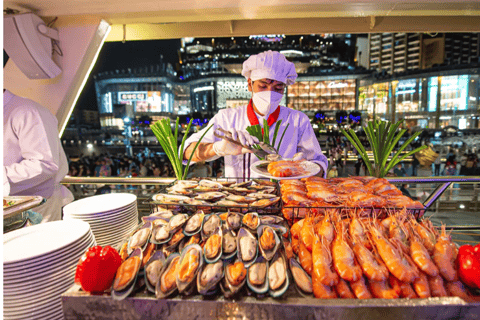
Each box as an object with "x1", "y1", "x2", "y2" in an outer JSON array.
[{"x1": 212, "y1": 128, "x2": 259, "y2": 156}]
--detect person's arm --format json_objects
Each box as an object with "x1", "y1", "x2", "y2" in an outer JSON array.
[
  {"x1": 4, "y1": 105, "x2": 60, "y2": 193},
  {"x1": 183, "y1": 143, "x2": 217, "y2": 162}
]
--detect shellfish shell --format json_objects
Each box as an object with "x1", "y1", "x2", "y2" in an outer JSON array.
[
  {"x1": 197, "y1": 260, "x2": 224, "y2": 295},
  {"x1": 237, "y1": 228, "x2": 258, "y2": 268},
  {"x1": 247, "y1": 255, "x2": 269, "y2": 294}
]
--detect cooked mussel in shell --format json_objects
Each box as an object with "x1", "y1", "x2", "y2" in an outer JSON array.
[
  {"x1": 113, "y1": 248, "x2": 143, "y2": 292},
  {"x1": 289, "y1": 258, "x2": 313, "y2": 295},
  {"x1": 202, "y1": 214, "x2": 222, "y2": 238},
  {"x1": 226, "y1": 212, "x2": 242, "y2": 230},
  {"x1": 156, "y1": 254, "x2": 181, "y2": 298},
  {"x1": 183, "y1": 211, "x2": 205, "y2": 235},
  {"x1": 242, "y1": 212, "x2": 260, "y2": 230},
  {"x1": 237, "y1": 228, "x2": 258, "y2": 267},
  {"x1": 197, "y1": 261, "x2": 224, "y2": 295},
  {"x1": 205, "y1": 234, "x2": 222, "y2": 260}
]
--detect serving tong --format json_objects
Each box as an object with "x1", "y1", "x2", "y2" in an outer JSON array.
[{"x1": 213, "y1": 128, "x2": 280, "y2": 160}]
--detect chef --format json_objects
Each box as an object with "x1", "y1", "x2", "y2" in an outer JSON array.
[
  {"x1": 3, "y1": 89, "x2": 74, "y2": 222},
  {"x1": 183, "y1": 50, "x2": 328, "y2": 179}
]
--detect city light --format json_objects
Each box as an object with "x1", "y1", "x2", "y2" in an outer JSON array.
[
  {"x1": 87, "y1": 143, "x2": 93, "y2": 149},
  {"x1": 123, "y1": 117, "x2": 130, "y2": 122}
]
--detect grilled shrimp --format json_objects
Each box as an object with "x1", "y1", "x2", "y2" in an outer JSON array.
[
  {"x1": 412, "y1": 272, "x2": 431, "y2": 298},
  {"x1": 300, "y1": 215, "x2": 315, "y2": 252},
  {"x1": 349, "y1": 213, "x2": 370, "y2": 250},
  {"x1": 350, "y1": 276, "x2": 373, "y2": 299},
  {"x1": 298, "y1": 241, "x2": 313, "y2": 276},
  {"x1": 388, "y1": 275, "x2": 418, "y2": 298},
  {"x1": 446, "y1": 281, "x2": 469, "y2": 299},
  {"x1": 369, "y1": 224, "x2": 417, "y2": 283},
  {"x1": 312, "y1": 234, "x2": 339, "y2": 287},
  {"x1": 428, "y1": 275, "x2": 448, "y2": 297},
  {"x1": 291, "y1": 219, "x2": 304, "y2": 240},
  {"x1": 335, "y1": 278, "x2": 355, "y2": 298},
  {"x1": 369, "y1": 280, "x2": 400, "y2": 299},
  {"x1": 411, "y1": 219, "x2": 436, "y2": 254},
  {"x1": 314, "y1": 211, "x2": 335, "y2": 245},
  {"x1": 432, "y1": 225, "x2": 457, "y2": 281},
  {"x1": 332, "y1": 222, "x2": 362, "y2": 282},
  {"x1": 312, "y1": 276, "x2": 338, "y2": 299},
  {"x1": 409, "y1": 230, "x2": 439, "y2": 277},
  {"x1": 351, "y1": 235, "x2": 389, "y2": 282}
]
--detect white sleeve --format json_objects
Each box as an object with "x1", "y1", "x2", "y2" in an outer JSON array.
[
  {"x1": 296, "y1": 117, "x2": 329, "y2": 178},
  {"x1": 4, "y1": 106, "x2": 60, "y2": 191},
  {"x1": 181, "y1": 113, "x2": 224, "y2": 165}
]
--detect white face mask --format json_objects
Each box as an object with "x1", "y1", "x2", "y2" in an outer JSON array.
[{"x1": 252, "y1": 91, "x2": 283, "y2": 116}]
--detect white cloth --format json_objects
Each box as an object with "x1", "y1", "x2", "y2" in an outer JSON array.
[
  {"x1": 241, "y1": 51, "x2": 297, "y2": 85},
  {"x1": 3, "y1": 90, "x2": 74, "y2": 222},
  {"x1": 184, "y1": 104, "x2": 328, "y2": 179}
]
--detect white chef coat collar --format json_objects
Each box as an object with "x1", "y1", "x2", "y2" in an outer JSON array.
[{"x1": 4, "y1": 89, "x2": 14, "y2": 105}]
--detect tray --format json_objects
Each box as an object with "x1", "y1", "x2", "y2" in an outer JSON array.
[
  {"x1": 251, "y1": 160, "x2": 321, "y2": 180},
  {"x1": 3, "y1": 196, "x2": 45, "y2": 219},
  {"x1": 146, "y1": 177, "x2": 282, "y2": 215}
]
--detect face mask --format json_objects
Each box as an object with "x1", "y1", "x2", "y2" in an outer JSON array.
[{"x1": 252, "y1": 91, "x2": 283, "y2": 116}]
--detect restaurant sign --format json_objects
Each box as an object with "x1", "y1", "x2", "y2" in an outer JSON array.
[{"x1": 118, "y1": 91, "x2": 148, "y2": 102}]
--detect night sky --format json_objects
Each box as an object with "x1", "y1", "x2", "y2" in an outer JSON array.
[{"x1": 74, "y1": 39, "x2": 182, "y2": 112}]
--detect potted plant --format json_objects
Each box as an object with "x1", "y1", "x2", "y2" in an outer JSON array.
[{"x1": 340, "y1": 119, "x2": 427, "y2": 178}]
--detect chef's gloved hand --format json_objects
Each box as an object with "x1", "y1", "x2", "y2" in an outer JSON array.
[
  {"x1": 213, "y1": 128, "x2": 259, "y2": 156},
  {"x1": 292, "y1": 152, "x2": 306, "y2": 161}
]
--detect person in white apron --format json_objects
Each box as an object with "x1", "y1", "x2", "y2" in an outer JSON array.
[
  {"x1": 183, "y1": 50, "x2": 328, "y2": 179},
  {"x1": 3, "y1": 89, "x2": 74, "y2": 223}
]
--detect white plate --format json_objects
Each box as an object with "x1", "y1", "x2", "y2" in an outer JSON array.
[
  {"x1": 90, "y1": 222, "x2": 137, "y2": 239},
  {"x1": 250, "y1": 160, "x2": 321, "y2": 180},
  {"x1": 63, "y1": 203, "x2": 137, "y2": 219},
  {"x1": 4, "y1": 231, "x2": 94, "y2": 268},
  {"x1": 63, "y1": 207, "x2": 137, "y2": 222},
  {"x1": 63, "y1": 193, "x2": 137, "y2": 216},
  {"x1": 4, "y1": 239, "x2": 95, "y2": 283},
  {"x1": 3, "y1": 220, "x2": 91, "y2": 264},
  {"x1": 81, "y1": 212, "x2": 138, "y2": 228},
  {"x1": 4, "y1": 269, "x2": 75, "y2": 297},
  {"x1": 4, "y1": 289, "x2": 67, "y2": 316}
]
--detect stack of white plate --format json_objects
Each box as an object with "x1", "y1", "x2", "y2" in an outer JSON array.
[
  {"x1": 63, "y1": 193, "x2": 139, "y2": 247},
  {"x1": 4, "y1": 220, "x2": 96, "y2": 320}
]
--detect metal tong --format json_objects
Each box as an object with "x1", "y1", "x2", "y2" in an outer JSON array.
[{"x1": 213, "y1": 127, "x2": 280, "y2": 159}]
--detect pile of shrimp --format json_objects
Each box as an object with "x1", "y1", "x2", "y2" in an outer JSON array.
[
  {"x1": 287, "y1": 210, "x2": 472, "y2": 300},
  {"x1": 267, "y1": 160, "x2": 309, "y2": 178},
  {"x1": 281, "y1": 177, "x2": 424, "y2": 221}
]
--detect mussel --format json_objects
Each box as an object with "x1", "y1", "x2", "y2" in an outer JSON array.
[
  {"x1": 168, "y1": 214, "x2": 188, "y2": 233},
  {"x1": 250, "y1": 197, "x2": 281, "y2": 208},
  {"x1": 222, "y1": 228, "x2": 237, "y2": 260},
  {"x1": 252, "y1": 179, "x2": 277, "y2": 187},
  {"x1": 165, "y1": 228, "x2": 185, "y2": 251},
  {"x1": 176, "y1": 244, "x2": 203, "y2": 295},
  {"x1": 247, "y1": 255, "x2": 269, "y2": 294},
  {"x1": 242, "y1": 212, "x2": 260, "y2": 231},
  {"x1": 237, "y1": 228, "x2": 258, "y2": 268},
  {"x1": 260, "y1": 215, "x2": 284, "y2": 225},
  {"x1": 231, "y1": 181, "x2": 253, "y2": 188},
  {"x1": 156, "y1": 253, "x2": 181, "y2": 298},
  {"x1": 257, "y1": 225, "x2": 280, "y2": 261},
  {"x1": 178, "y1": 233, "x2": 201, "y2": 252},
  {"x1": 215, "y1": 200, "x2": 249, "y2": 208},
  {"x1": 197, "y1": 261, "x2": 224, "y2": 295},
  {"x1": 202, "y1": 213, "x2": 222, "y2": 239},
  {"x1": 194, "y1": 192, "x2": 226, "y2": 202},
  {"x1": 112, "y1": 248, "x2": 143, "y2": 300},
  {"x1": 129, "y1": 222, "x2": 152, "y2": 251},
  {"x1": 199, "y1": 180, "x2": 224, "y2": 189},
  {"x1": 144, "y1": 251, "x2": 166, "y2": 293},
  {"x1": 289, "y1": 258, "x2": 313, "y2": 296},
  {"x1": 221, "y1": 259, "x2": 247, "y2": 298},
  {"x1": 203, "y1": 227, "x2": 223, "y2": 264},
  {"x1": 153, "y1": 193, "x2": 190, "y2": 204},
  {"x1": 226, "y1": 212, "x2": 242, "y2": 230},
  {"x1": 151, "y1": 223, "x2": 171, "y2": 245},
  {"x1": 268, "y1": 252, "x2": 289, "y2": 297},
  {"x1": 183, "y1": 211, "x2": 205, "y2": 236}
]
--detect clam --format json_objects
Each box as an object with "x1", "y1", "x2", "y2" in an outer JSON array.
[
  {"x1": 247, "y1": 256, "x2": 269, "y2": 294},
  {"x1": 112, "y1": 248, "x2": 143, "y2": 300},
  {"x1": 260, "y1": 215, "x2": 284, "y2": 225},
  {"x1": 199, "y1": 180, "x2": 224, "y2": 189},
  {"x1": 156, "y1": 253, "x2": 181, "y2": 298},
  {"x1": 144, "y1": 251, "x2": 166, "y2": 293},
  {"x1": 183, "y1": 211, "x2": 205, "y2": 236},
  {"x1": 129, "y1": 222, "x2": 152, "y2": 251},
  {"x1": 202, "y1": 213, "x2": 222, "y2": 239},
  {"x1": 242, "y1": 212, "x2": 260, "y2": 231},
  {"x1": 176, "y1": 244, "x2": 203, "y2": 295},
  {"x1": 289, "y1": 258, "x2": 313, "y2": 296},
  {"x1": 215, "y1": 200, "x2": 249, "y2": 208},
  {"x1": 176, "y1": 180, "x2": 199, "y2": 189},
  {"x1": 197, "y1": 261, "x2": 224, "y2": 295},
  {"x1": 221, "y1": 259, "x2": 247, "y2": 298},
  {"x1": 237, "y1": 228, "x2": 258, "y2": 268},
  {"x1": 252, "y1": 179, "x2": 277, "y2": 187},
  {"x1": 250, "y1": 197, "x2": 281, "y2": 208},
  {"x1": 226, "y1": 212, "x2": 242, "y2": 230},
  {"x1": 195, "y1": 192, "x2": 227, "y2": 202},
  {"x1": 168, "y1": 214, "x2": 188, "y2": 233},
  {"x1": 257, "y1": 225, "x2": 281, "y2": 261},
  {"x1": 268, "y1": 252, "x2": 290, "y2": 297},
  {"x1": 151, "y1": 224, "x2": 171, "y2": 245},
  {"x1": 231, "y1": 181, "x2": 253, "y2": 188},
  {"x1": 204, "y1": 227, "x2": 223, "y2": 263},
  {"x1": 222, "y1": 228, "x2": 237, "y2": 260},
  {"x1": 225, "y1": 194, "x2": 257, "y2": 204},
  {"x1": 152, "y1": 193, "x2": 190, "y2": 204}
]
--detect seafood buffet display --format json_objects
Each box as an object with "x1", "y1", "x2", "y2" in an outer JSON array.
[
  {"x1": 281, "y1": 177, "x2": 425, "y2": 222},
  {"x1": 110, "y1": 208, "x2": 292, "y2": 300},
  {"x1": 151, "y1": 178, "x2": 281, "y2": 214}
]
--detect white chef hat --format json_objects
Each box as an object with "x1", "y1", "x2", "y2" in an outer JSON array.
[{"x1": 242, "y1": 50, "x2": 297, "y2": 85}]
